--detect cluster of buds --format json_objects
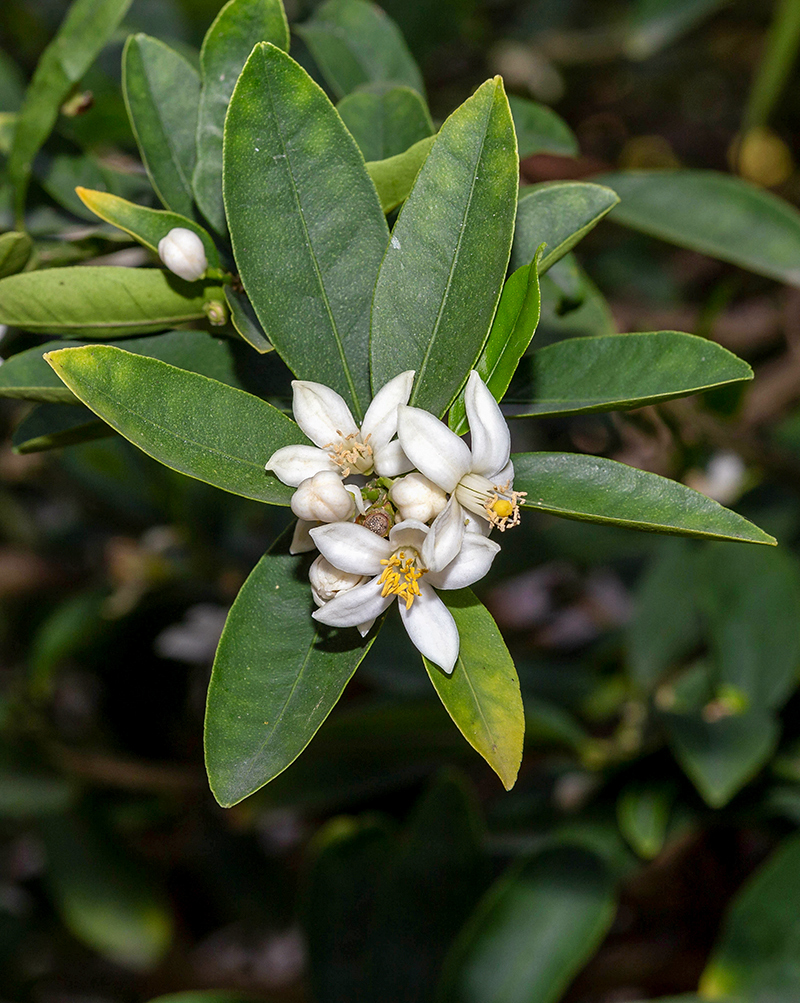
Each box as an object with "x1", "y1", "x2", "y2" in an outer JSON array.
[{"x1": 265, "y1": 371, "x2": 525, "y2": 674}]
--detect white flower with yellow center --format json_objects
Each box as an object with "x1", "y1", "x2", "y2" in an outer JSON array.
[
  {"x1": 265, "y1": 372, "x2": 415, "y2": 487},
  {"x1": 396, "y1": 371, "x2": 526, "y2": 552},
  {"x1": 309, "y1": 513, "x2": 501, "y2": 674}
]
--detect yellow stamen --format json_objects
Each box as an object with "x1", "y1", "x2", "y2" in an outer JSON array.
[
  {"x1": 377, "y1": 550, "x2": 426, "y2": 609},
  {"x1": 483, "y1": 481, "x2": 527, "y2": 532},
  {"x1": 325, "y1": 431, "x2": 373, "y2": 477}
]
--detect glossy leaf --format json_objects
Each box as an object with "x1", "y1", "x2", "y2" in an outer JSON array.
[
  {"x1": 12, "y1": 403, "x2": 111, "y2": 454},
  {"x1": 304, "y1": 815, "x2": 396, "y2": 1003},
  {"x1": 504, "y1": 331, "x2": 753, "y2": 417},
  {"x1": 45, "y1": 346, "x2": 304, "y2": 504},
  {"x1": 0, "y1": 267, "x2": 215, "y2": 337},
  {"x1": 194, "y1": 0, "x2": 289, "y2": 234},
  {"x1": 41, "y1": 812, "x2": 173, "y2": 970},
  {"x1": 597, "y1": 169, "x2": 800, "y2": 286},
  {"x1": 664, "y1": 708, "x2": 779, "y2": 808},
  {"x1": 700, "y1": 832, "x2": 800, "y2": 1000},
  {"x1": 437, "y1": 846, "x2": 617, "y2": 1003},
  {"x1": 6, "y1": 0, "x2": 132, "y2": 221},
  {"x1": 366, "y1": 134, "x2": 434, "y2": 213},
  {"x1": 698, "y1": 543, "x2": 800, "y2": 711},
  {"x1": 224, "y1": 43, "x2": 389, "y2": 420},
  {"x1": 512, "y1": 452, "x2": 776, "y2": 544},
  {"x1": 366, "y1": 773, "x2": 487, "y2": 999},
  {"x1": 625, "y1": 0, "x2": 731, "y2": 59},
  {"x1": 76, "y1": 188, "x2": 220, "y2": 268},
  {"x1": 371, "y1": 77, "x2": 518, "y2": 417},
  {"x1": 424, "y1": 590, "x2": 524, "y2": 791},
  {"x1": 0, "y1": 330, "x2": 273, "y2": 404},
  {"x1": 511, "y1": 182, "x2": 620, "y2": 273},
  {"x1": 295, "y1": 0, "x2": 424, "y2": 99},
  {"x1": 508, "y1": 94, "x2": 578, "y2": 158},
  {"x1": 0, "y1": 230, "x2": 32, "y2": 277},
  {"x1": 224, "y1": 286, "x2": 272, "y2": 353},
  {"x1": 617, "y1": 783, "x2": 673, "y2": 859},
  {"x1": 204, "y1": 532, "x2": 377, "y2": 806},
  {"x1": 337, "y1": 84, "x2": 433, "y2": 161},
  {"x1": 449, "y1": 249, "x2": 543, "y2": 435},
  {"x1": 123, "y1": 34, "x2": 200, "y2": 218}
]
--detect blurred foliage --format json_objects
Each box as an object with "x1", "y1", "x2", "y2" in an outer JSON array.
[{"x1": 5, "y1": 0, "x2": 800, "y2": 1001}]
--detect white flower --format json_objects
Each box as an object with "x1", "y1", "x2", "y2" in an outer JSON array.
[
  {"x1": 157, "y1": 227, "x2": 208, "y2": 281},
  {"x1": 396, "y1": 371, "x2": 525, "y2": 555},
  {"x1": 389, "y1": 472, "x2": 447, "y2": 523},
  {"x1": 290, "y1": 469, "x2": 361, "y2": 523},
  {"x1": 308, "y1": 555, "x2": 370, "y2": 606},
  {"x1": 309, "y1": 515, "x2": 501, "y2": 674},
  {"x1": 266, "y1": 372, "x2": 415, "y2": 487}
]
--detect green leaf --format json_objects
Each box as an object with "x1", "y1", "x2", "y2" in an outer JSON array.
[
  {"x1": 663, "y1": 708, "x2": 779, "y2": 808},
  {"x1": 12, "y1": 402, "x2": 112, "y2": 454},
  {"x1": 512, "y1": 452, "x2": 776, "y2": 545},
  {"x1": 0, "y1": 330, "x2": 273, "y2": 404},
  {"x1": 304, "y1": 815, "x2": 396, "y2": 1003},
  {"x1": 538, "y1": 261, "x2": 617, "y2": 343},
  {"x1": 204, "y1": 532, "x2": 377, "y2": 806},
  {"x1": 223, "y1": 43, "x2": 389, "y2": 420},
  {"x1": 371, "y1": 77, "x2": 518, "y2": 418},
  {"x1": 504, "y1": 331, "x2": 753, "y2": 418},
  {"x1": 625, "y1": 0, "x2": 731, "y2": 60},
  {"x1": 366, "y1": 134, "x2": 434, "y2": 213},
  {"x1": 44, "y1": 345, "x2": 304, "y2": 503},
  {"x1": 0, "y1": 230, "x2": 32, "y2": 277},
  {"x1": 75, "y1": 188, "x2": 220, "y2": 268},
  {"x1": 617, "y1": 783, "x2": 674, "y2": 859},
  {"x1": 449, "y1": 250, "x2": 543, "y2": 435},
  {"x1": 698, "y1": 543, "x2": 800, "y2": 711},
  {"x1": 193, "y1": 0, "x2": 289, "y2": 234},
  {"x1": 626, "y1": 539, "x2": 702, "y2": 690},
  {"x1": 295, "y1": 0, "x2": 424, "y2": 99},
  {"x1": 123, "y1": 34, "x2": 200, "y2": 218},
  {"x1": 224, "y1": 286, "x2": 272, "y2": 353},
  {"x1": 508, "y1": 94, "x2": 578, "y2": 158},
  {"x1": 6, "y1": 0, "x2": 133, "y2": 223},
  {"x1": 597, "y1": 169, "x2": 800, "y2": 287},
  {"x1": 0, "y1": 267, "x2": 216, "y2": 337},
  {"x1": 424, "y1": 590, "x2": 524, "y2": 791},
  {"x1": 41, "y1": 812, "x2": 173, "y2": 970},
  {"x1": 512, "y1": 181, "x2": 620, "y2": 273},
  {"x1": 437, "y1": 846, "x2": 617, "y2": 1003},
  {"x1": 337, "y1": 84, "x2": 433, "y2": 161},
  {"x1": 700, "y1": 832, "x2": 800, "y2": 1000},
  {"x1": 366, "y1": 773, "x2": 487, "y2": 999}
]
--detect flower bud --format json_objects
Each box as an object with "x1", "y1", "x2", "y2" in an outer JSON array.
[
  {"x1": 157, "y1": 227, "x2": 208, "y2": 282},
  {"x1": 291, "y1": 470, "x2": 355, "y2": 523},
  {"x1": 308, "y1": 555, "x2": 369, "y2": 606},
  {"x1": 389, "y1": 472, "x2": 447, "y2": 523}
]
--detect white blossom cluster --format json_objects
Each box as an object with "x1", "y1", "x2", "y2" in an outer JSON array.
[{"x1": 265, "y1": 371, "x2": 526, "y2": 674}]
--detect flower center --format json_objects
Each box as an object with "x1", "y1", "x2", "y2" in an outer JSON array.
[
  {"x1": 325, "y1": 432, "x2": 373, "y2": 477},
  {"x1": 455, "y1": 473, "x2": 526, "y2": 531},
  {"x1": 377, "y1": 549, "x2": 426, "y2": 609}
]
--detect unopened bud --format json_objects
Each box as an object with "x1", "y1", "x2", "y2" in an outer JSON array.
[
  {"x1": 389, "y1": 472, "x2": 447, "y2": 523},
  {"x1": 157, "y1": 227, "x2": 208, "y2": 282},
  {"x1": 291, "y1": 470, "x2": 355, "y2": 523},
  {"x1": 308, "y1": 555, "x2": 369, "y2": 606}
]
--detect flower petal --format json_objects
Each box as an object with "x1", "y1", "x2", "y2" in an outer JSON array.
[
  {"x1": 312, "y1": 576, "x2": 392, "y2": 628},
  {"x1": 291, "y1": 470, "x2": 355, "y2": 522},
  {"x1": 360, "y1": 370, "x2": 415, "y2": 451},
  {"x1": 421, "y1": 495, "x2": 465, "y2": 573},
  {"x1": 292, "y1": 380, "x2": 359, "y2": 447},
  {"x1": 426, "y1": 533, "x2": 500, "y2": 590},
  {"x1": 397, "y1": 405, "x2": 472, "y2": 492},
  {"x1": 373, "y1": 439, "x2": 414, "y2": 477},
  {"x1": 290, "y1": 519, "x2": 317, "y2": 554},
  {"x1": 266, "y1": 444, "x2": 338, "y2": 487},
  {"x1": 310, "y1": 522, "x2": 393, "y2": 575},
  {"x1": 388, "y1": 519, "x2": 429, "y2": 552},
  {"x1": 398, "y1": 582, "x2": 459, "y2": 674},
  {"x1": 464, "y1": 370, "x2": 511, "y2": 477}
]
